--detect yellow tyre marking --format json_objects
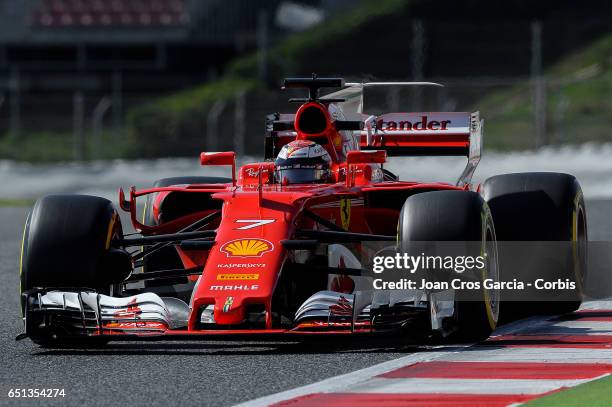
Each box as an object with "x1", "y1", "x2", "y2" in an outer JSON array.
[
  {"x1": 19, "y1": 217, "x2": 29, "y2": 317},
  {"x1": 481, "y1": 255, "x2": 497, "y2": 331},
  {"x1": 19, "y1": 221, "x2": 27, "y2": 277},
  {"x1": 19, "y1": 219, "x2": 28, "y2": 294},
  {"x1": 105, "y1": 213, "x2": 118, "y2": 250},
  {"x1": 481, "y1": 210, "x2": 497, "y2": 331},
  {"x1": 483, "y1": 285, "x2": 497, "y2": 330},
  {"x1": 571, "y1": 190, "x2": 584, "y2": 293}
]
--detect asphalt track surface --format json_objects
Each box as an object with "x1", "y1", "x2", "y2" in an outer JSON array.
[{"x1": 1, "y1": 201, "x2": 611, "y2": 406}]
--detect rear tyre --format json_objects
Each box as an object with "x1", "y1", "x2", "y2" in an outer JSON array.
[
  {"x1": 398, "y1": 190, "x2": 499, "y2": 342},
  {"x1": 20, "y1": 194, "x2": 129, "y2": 345},
  {"x1": 142, "y1": 176, "x2": 229, "y2": 272},
  {"x1": 483, "y1": 172, "x2": 587, "y2": 320}
]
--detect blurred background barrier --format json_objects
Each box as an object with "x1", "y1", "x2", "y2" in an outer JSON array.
[{"x1": 0, "y1": 0, "x2": 610, "y2": 161}]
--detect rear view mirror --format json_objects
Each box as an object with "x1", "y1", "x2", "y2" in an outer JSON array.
[
  {"x1": 345, "y1": 150, "x2": 387, "y2": 187},
  {"x1": 200, "y1": 152, "x2": 236, "y2": 186},
  {"x1": 346, "y1": 150, "x2": 386, "y2": 165},
  {"x1": 200, "y1": 151, "x2": 236, "y2": 166}
]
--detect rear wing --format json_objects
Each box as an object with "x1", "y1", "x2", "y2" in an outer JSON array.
[
  {"x1": 264, "y1": 111, "x2": 483, "y2": 186},
  {"x1": 264, "y1": 78, "x2": 483, "y2": 186},
  {"x1": 360, "y1": 111, "x2": 483, "y2": 186},
  {"x1": 263, "y1": 111, "x2": 478, "y2": 157},
  {"x1": 360, "y1": 112, "x2": 472, "y2": 156}
]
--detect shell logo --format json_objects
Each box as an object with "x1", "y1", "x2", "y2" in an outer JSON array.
[{"x1": 220, "y1": 238, "x2": 274, "y2": 257}]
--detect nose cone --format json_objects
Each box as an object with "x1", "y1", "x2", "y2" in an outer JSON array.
[{"x1": 189, "y1": 191, "x2": 307, "y2": 329}]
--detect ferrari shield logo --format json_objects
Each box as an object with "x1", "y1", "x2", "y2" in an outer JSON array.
[{"x1": 340, "y1": 198, "x2": 351, "y2": 230}]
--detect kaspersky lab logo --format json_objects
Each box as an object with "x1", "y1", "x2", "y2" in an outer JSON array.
[{"x1": 220, "y1": 238, "x2": 273, "y2": 258}]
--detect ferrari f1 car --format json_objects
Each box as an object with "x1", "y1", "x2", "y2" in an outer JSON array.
[{"x1": 18, "y1": 76, "x2": 588, "y2": 345}]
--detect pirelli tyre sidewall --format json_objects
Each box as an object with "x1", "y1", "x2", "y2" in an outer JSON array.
[
  {"x1": 398, "y1": 190, "x2": 499, "y2": 342},
  {"x1": 20, "y1": 195, "x2": 126, "y2": 316},
  {"x1": 482, "y1": 172, "x2": 587, "y2": 318}
]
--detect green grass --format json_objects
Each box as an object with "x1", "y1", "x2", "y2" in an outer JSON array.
[
  {"x1": 0, "y1": 130, "x2": 134, "y2": 162},
  {"x1": 526, "y1": 374, "x2": 612, "y2": 406},
  {"x1": 0, "y1": 132, "x2": 74, "y2": 162},
  {"x1": 478, "y1": 33, "x2": 612, "y2": 150},
  {"x1": 125, "y1": 77, "x2": 263, "y2": 158},
  {"x1": 143, "y1": 77, "x2": 260, "y2": 114},
  {"x1": 0, "y1": 198, "x2": 34, "y2": 207}
]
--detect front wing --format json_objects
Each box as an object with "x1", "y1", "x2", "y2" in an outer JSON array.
[{"x1": 19, "y1": 288, "x2": 431, "y2": 342}]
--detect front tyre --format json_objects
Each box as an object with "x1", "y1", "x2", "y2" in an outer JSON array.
[
  {"x1": 20, "y1": 195, "x2": 131, "y2": 345},
  {"x1": 398, "y1": 190, "x2": 499, "y2": 342}
]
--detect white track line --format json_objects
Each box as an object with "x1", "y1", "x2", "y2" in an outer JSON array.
[
  {"x1": 238, "y1": 303, "x2": 612, "y2": 406},
  {"x1": 579, "y1": 301, "x2": 612, "y2": 310},
  {"x1": 444, "y1": 347, "x2": 612, "y2": 363},
  {"x1": 342, "y1": 377, "x2": 595, "y2": 395},
  {"x1": 235, "y1": 350, "x2": 458, "y2": 407},
  {"x1": 235, "y1": 316, "x2": 555, "y2": 407},
  {"x1": 515, "y1": 320, "x2": 612, "y2": 335}
]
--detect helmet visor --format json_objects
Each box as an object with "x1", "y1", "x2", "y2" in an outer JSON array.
[{"x1": 276, "y1": 168, "x2": 329, "y2": 184}]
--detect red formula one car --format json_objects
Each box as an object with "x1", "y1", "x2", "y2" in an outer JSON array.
[{"x1": 18, "y1": 77, "x2": 588, "y2": 345}]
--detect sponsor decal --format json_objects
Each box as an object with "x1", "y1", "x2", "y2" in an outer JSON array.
[
  {"x1": 245, "y1": 168, "x2": 259, "y2": 177},
  {"x1": 333, "y1": 133, "x2": 342, "y2": 147},
  {"x1": 278, "y1": 140, "x2": 313, "y2": 159},
  {"x1": 287, "y1": 140, "x2": 314, "y2": 156},
  {"x1": 210, "y1": 284, "x2": 260, "y2": 291},
  {"x1": 377, "y1": 115, "x2": 451, "y2": 131},
  {"x1": 311, "y1": 144, "x2": 326, "y2": 156},
  {"x1": 112, "y1": 298, "x2": 141, "y2": 319},
  {"x1": 329, "y1": 295, "x2": 353, "y2": 316},
  {"x1": 217, "y1": 263, "x2": 266, "y2": 268},
  {"x1": 340, "y1": 197, "x2": 351, "y2": 230},
  {"x1": 217, "y1": 273, "x2": 259, "y2": 281},
  {"x1": 220, "y1": 238, "x2": 273, "y2": 257},
  {"x1": 223, "y1": 297, "x2": 234, "y2": 312},
  {"x1": 234, "y1": 219, "x2": 276, "y2": 230},
  {"x1": 241, "y1": 165, "x2": 275, "y2": 183},
  {"x1": 104, "y1": 321, "x2": 166, "y2": 329}
]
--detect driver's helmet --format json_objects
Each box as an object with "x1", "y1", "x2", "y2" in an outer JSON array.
[{"x1": 275, "y1": 140, "x2": 332, "y2": 184}]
